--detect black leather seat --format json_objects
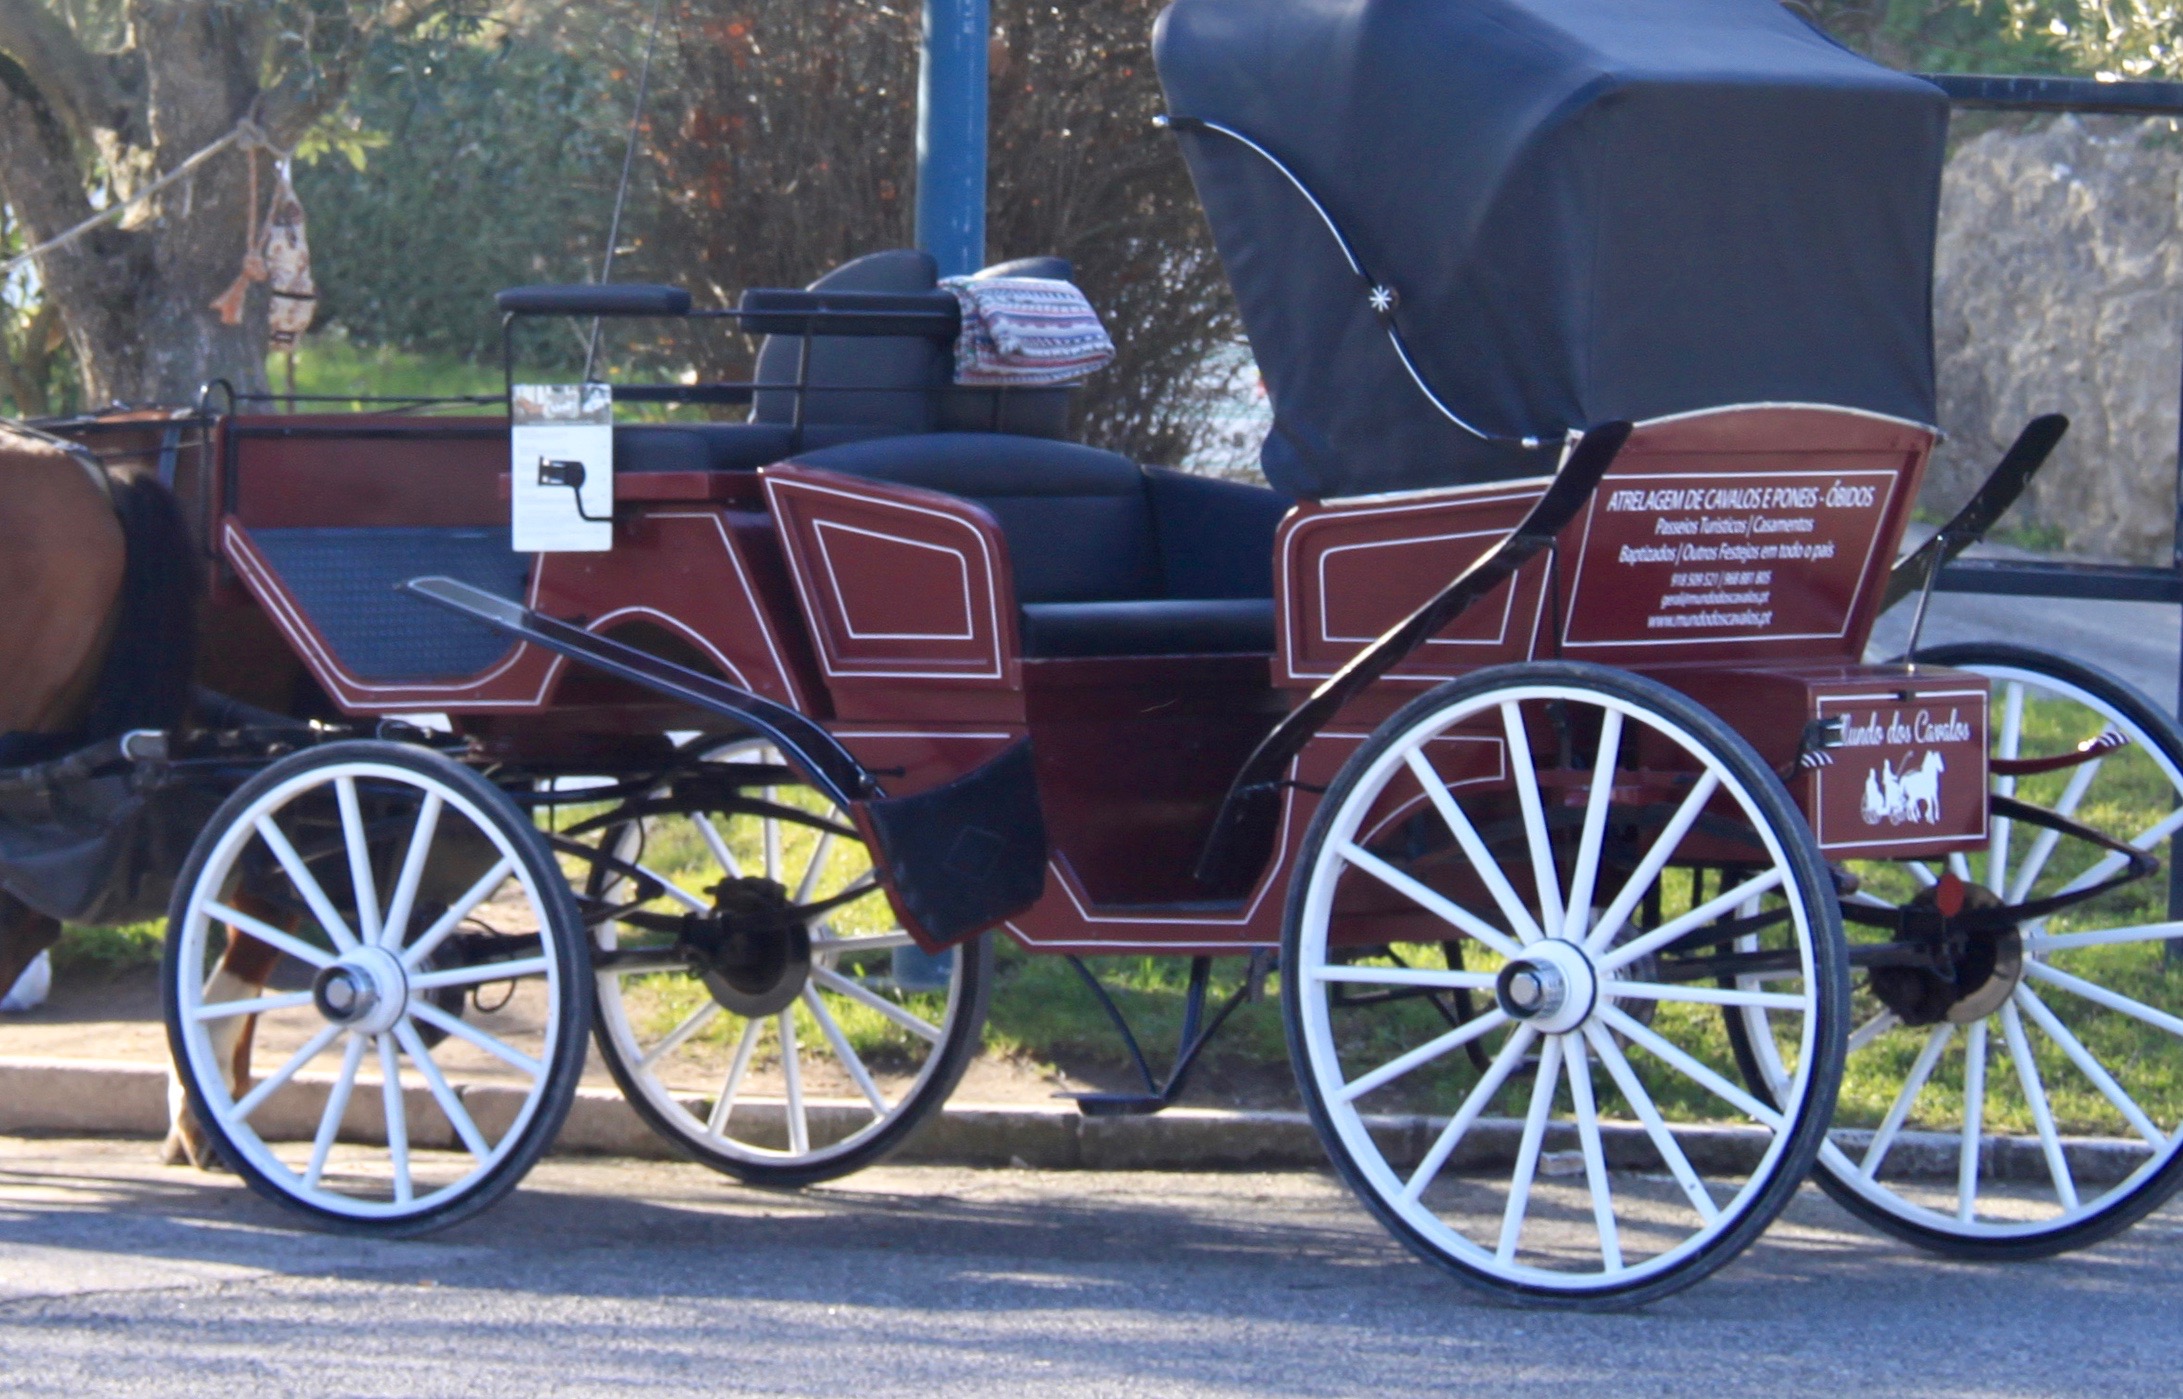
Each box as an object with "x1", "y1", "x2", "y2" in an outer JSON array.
[
  {"x1": 791, "y1": 433, "x2": 1290, "y2": 658},
  {"x1": 619, "y1": 249, "x2": 1079, "y2": 474}
]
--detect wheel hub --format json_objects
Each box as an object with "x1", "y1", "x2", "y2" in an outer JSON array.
[
  {"x1": 691, "y1": 876, "x2": 813, "y2": 1018},
  {"x1": 1868, "y1": 876, "x2": 2025, "y2": 1027},
  {"x1": 310, "y1": 945, "x2": 409, "y2": 1036},
  {"x1": 1494, "y1": 939, "x2": 1598, "y2": 1034}
]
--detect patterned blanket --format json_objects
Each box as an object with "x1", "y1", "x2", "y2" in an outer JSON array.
[{"x1": 939, "y1": 276, "x2": 1116, "y2": 386}]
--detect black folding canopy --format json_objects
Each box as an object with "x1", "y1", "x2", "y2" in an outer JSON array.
[{"x1": 1154, "y1": 0, "x2": 1951, "y2": 499}]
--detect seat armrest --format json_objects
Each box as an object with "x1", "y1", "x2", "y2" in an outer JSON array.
[{"x1": 738, "y1": 288, "x2": 962, "y2": 339}]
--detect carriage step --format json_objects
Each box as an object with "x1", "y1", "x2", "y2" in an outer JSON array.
[{"x1": 1066, "y1": 1093, "x2": 1171, "y2": 1117}]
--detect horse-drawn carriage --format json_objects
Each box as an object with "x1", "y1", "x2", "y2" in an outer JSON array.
[{"x1": 10, "y1": 0, "x2": 2183, "y2": 1308}]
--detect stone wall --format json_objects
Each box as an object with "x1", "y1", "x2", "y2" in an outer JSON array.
[{"x1": 1931, "y1": 115, "x2": 2183, "y2": 563}]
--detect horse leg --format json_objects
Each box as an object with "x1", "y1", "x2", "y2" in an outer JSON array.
[{"x1": 162, "y1": 911, "x2": 285, "y2": 1169}]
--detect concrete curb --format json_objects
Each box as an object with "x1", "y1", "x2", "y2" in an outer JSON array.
[{"x1": 0, "y1": 1055, "x2": 2156, "y2": 1183}]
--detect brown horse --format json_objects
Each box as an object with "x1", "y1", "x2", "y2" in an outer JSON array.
[{"x1": 0, "y1": 421, "x2": 205, "y2": 1158}]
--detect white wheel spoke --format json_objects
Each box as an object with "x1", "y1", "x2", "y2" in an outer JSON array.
[
  {"x1": 1336, "y1": 841, "x2": 1522, "y2": 959},
  {"x1": 395, "y1": 1019, "x2": 491, "y2": 1162},
  {"x1": 1599, "y1": 1004, "x2": 1782, "y2": 1128},
  {"x1": 1604, "y1": 981, "x2": 1807, "y2": 1010},
  {"x1": 1403, "y1": 749, "x2": 1544, "y2": 944},
  {"x1": 810, "y1": 931, "x2": 916, "y2": 955},
  {"x1": 707, "y1": 1018, "x2": 764, "y2": 1136},
  {"x1": 1596, "y1": 867, "x2": 1786, "y2": 974},
  {"x1": 639, "y1": 1000, "x2": 722, "y2": 1070},
  {"x1": 1402, "y1": 1026, "x2": 1537, "y2": 1203},
  {"x1": 1848, "y1": 1009, "x2": 1900, "y2": 1054},
  {"x1": 192, "y1": 990, "x2": 316, "y2": 1022},
  {"x1": 779, "y1": 1009, "x2": 809, "y2": 1155},
  {"x1": 2015, "y1": 986, "x2": 2167, "y2": 1147},
  {"x1": 1562, "y1": 709, "x2": 1625, "y2": 945},
  {"x1": 637, "y1": 865, "x2": 711, "y2": 914},
  {"x1": 408, "y1": 955, "x2": 553, "y2": 993},
  {"x1": 254, "y1": 814, "x2": 360, "y2": 953},
  {"x1": 1495, "y1": 1034, "x2": 1564, "y2": 1264},
  {"x1": 1862, "y1": 1023, "x2": 1953, "y2": 1178},
  {"x1": 2029, "y1": 921, "x2": 2183, "y2": 954},
  {"x1": 1908, "y1": 861, "x2": 1939, "y2": 889},
  {"x1": 304, "y1": 1034, "x2": 368, "y2": 1190},
  {"x1": 1500, "y1": 702, "x2": 1565, "y2": 940},
  {"x1": 410, "y1": 1001, "x2": 541, "y2": 1078},
  {"x1": 335, "y1": 777, "x2": 384, "y2": 946},
  {"x1": 1990, "y1": 682, "x2": 2023, "y2": 896},
  {"x1": 811, "y1": 966, "x2": 945, "y2": 1043},
  {"x1": 2026, "y1": 961, "x2": 2183, "y2": 1040},
  {"x1": 1585, "y1": 771, "x2": 1723, "y2": 953},
  {"x1": 380, "y1": 793, "x2": 443, "y2": 949},
  {"x1": 399, "y1": 858, "x2": 514, "y2": 970},
  {"x1": 795, "y1": 832, "x2": 837, "y2": 904},
  {"x1": 806, "y1": 986, "x2": 889, "y2": 1115},
  {"x1": 764, "y1": 798, "x2": 783, "y2": 884},
  {"x1": 1585, "y1": 1024, "x2": 1718, "y2": 1223},
  {"x1": 1948, "y1": 852, "x2": 1972, "y2": 882},
  {"x1": 205, "y1": 901, "x2": 333, "y2": 971},
  {"x1": 1563, "y1": 1035, "x2": 1622, "y2": 1273},
  {"x1": 695, "y1": 813, "x2": 743, "y2": 880},
  {"x1": 1337, "y1": 1009, "x2": 1510, "y2": 1104},
  {"x1": 1957, "y1": 1018, "x2": 1988, "y2": 1222},
  {"x1": 2000, "y1": 1000, "x2": 2078, "y2": 1210},
  {"x1": 227, "y1": 1021, "x2": 344, "y2": 1123},
  {"x1": 378, "y1": 1033, "x2": 413, "y2": 1206},
  {"x1": 2008, "y1": 756, "x2": 2103, "y2": 905},
  {"x1": 1308, "y1": 964, "x2": 1498, "y2": 990}
]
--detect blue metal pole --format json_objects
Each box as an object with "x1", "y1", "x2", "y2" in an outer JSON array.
[{"x1": 916, "y1": 0, "x2": 989, "y2": 277}]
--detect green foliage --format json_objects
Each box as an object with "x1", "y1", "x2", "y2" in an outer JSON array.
[
  {"x1": 1796, "y1": 0, "x2": 2074, "y2": 73},
  {"x1": 49, "y1": 921, "x2": 163, "y2": 979},
  {"x1": 295, "y1": 27, "x2": 624, "y2": 365}
]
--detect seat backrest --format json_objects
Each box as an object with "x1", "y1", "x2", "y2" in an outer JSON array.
[
  {"x1": 752, "y1": 249, "x2": 950, "y2": 434},
  {"x1": 935, "y1": 256, "x2": 1077, "y2": 440},
  {"x1": 790, "y1": 433, "x2": 1161, "y2": 604}
]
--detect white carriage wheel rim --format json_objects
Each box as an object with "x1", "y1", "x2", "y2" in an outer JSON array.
[
  {"x1": 174, "y1": 760, "x2": 564, "y2": 1220},
  {"x1": 1297, "y1": 681, "x2": 1822, "y2": 1291},
  {"x1": 1794, "y1": 662, "x2": 2183, "y2": 1237},
  {"x1": 592, "y1": 739, "x2": 966, "y2": 1164}
]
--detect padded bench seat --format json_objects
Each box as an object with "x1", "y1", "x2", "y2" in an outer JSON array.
[
  {"x1": 793, "y1": 433, "x2": 1290, "y2": 660},
  {"x1": 1020, "y1": 599, "x2": 1276, "y2": 659}
]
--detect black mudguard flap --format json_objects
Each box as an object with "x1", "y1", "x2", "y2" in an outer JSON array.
[{"x1": 853, "y1": 740, "x2": 1047, "y2": 950}]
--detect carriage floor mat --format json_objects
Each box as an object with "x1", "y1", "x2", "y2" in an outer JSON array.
[{"x1": 855, "y1": 740, "x2": 1047, "y2": 949}]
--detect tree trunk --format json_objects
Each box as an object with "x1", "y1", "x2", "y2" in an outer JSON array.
[{"x1": 0, "y1": 2, "x2": 317, "y2": 409}]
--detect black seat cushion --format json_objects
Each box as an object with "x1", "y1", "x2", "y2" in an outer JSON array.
[
  {"x1": 793, "y1": 432, "x2": 1291, "y2": 658},
  {"x1": 1020, "y1": 599, "x2": 1275, "y2": 658}
]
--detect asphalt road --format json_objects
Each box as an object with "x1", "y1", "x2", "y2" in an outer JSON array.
[
  {"x1": 4, "y1": 1136, "x2": 2183, "y2": 1397},
  {"x1": 1867, "y1": 576, "x2": 2181, "y2": 710}
]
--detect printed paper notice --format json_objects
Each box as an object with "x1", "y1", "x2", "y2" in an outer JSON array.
[{"x1": 511, "y1": 383, "x2": 613, "y2": 552}]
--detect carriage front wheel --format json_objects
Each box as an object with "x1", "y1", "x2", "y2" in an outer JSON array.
[
  {"x1": 1284, "y1": 663, "x2": 1848, "y2": 1307},
  {"x1": 164, "y1": 740, "x2": 591, "y2": 1234}
]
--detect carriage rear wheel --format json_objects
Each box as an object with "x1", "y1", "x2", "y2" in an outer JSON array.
[
  {"x1": 1728, "y1": 644, "x2": 2183, "y2": 1257},
  {"x1": 1284, "y1": 663, "x2": 1847, "y2": 1308},
  {"x1": 164, "y1": 741, "x2": 590, "y2": 1234},
  {"x1": 585, "y1": 736, "x2": 990, "y2": 1187}
]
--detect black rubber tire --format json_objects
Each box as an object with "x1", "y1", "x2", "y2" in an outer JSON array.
[
  {"x1": 1284, "y1": 661, "x2": 1850, "y2": 1309},
  {"x1": 163, "y1": 740, "x2": 592, "y2": 1237},
  {"x1": 1751, "y1": 643, "x2": 2183, "y2": 1260},
  {"x1": 587, "y1": 735, "x2": 992, "y2": 1188}
]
